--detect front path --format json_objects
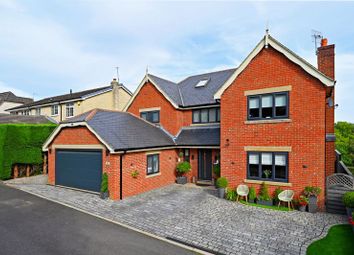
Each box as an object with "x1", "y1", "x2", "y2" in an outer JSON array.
[{"x1": 11, "y1": 184, "x2": 346, "y2": 255}]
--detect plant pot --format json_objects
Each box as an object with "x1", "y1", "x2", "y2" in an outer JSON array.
[
  {"x1": 308, "y1": 195, "x2": 318, "y2": 213},
  {"x1": 346, "y1": 207, "x2": 354, "y2": 218},
  {"x1": 176, "y1": 176, "x2": 187, "y2": 185},
  {"x1": 100, "y1": 191, "x2": 109, "y2": 199},
  {"x1": 257, "y1": 200, "x2": 273, "y2": 206},
  {"x1": 299, "y1": 205, "x2": 307, "y2": 212},
  {"x1": 218, "y1": 188, "x2": 225, "y2": 198},
  {"x1": 248, "y1": 199, "x2": 255, "y2": 204}
]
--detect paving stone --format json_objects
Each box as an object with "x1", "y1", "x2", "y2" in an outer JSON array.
[{"x1": 11, "y1": 184, "x2": 346, "y2": 255}]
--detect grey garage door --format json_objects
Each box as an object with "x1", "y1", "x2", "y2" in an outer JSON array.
[{"x1": 56, "y1": 150, "x2": 102, "y2": 192}]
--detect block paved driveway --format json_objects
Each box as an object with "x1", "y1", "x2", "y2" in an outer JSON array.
[{"x1": 11, "y1": 183, "x2": 346, "y2": 255}]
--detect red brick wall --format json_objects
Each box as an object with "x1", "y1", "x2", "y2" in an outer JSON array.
[
  {"x1": 127, "y1": 81, "x2": 192, "y2": 135},
  {"x1": 121, "y1": 149, "x2": 178, "y2": 198},
  {"x1": 220, "y1": 46, "x2": 327, "y2": 207}
]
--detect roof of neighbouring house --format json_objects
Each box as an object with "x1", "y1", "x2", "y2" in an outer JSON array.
[
  {"x1": 0, "y1": 114, "x2": 57, "y2": 124},
  {"x1": 0, "y1": 91, "x2": 33, "y2": 105},
  {"x1": 175, "y1": 125, "x2": 220, "y2": 146},
  {"x1": 7, "y1": 83, "x2": 132, "y2": 111}
]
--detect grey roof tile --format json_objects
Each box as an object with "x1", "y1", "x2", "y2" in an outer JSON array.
[
  {"x1": 175, "y1": 125, "x2": 220, "y2": 146},
  {"x1": 0, "y1": 91, "x2": 33, "y2": 104},
  {"x1": 0, "y1": 114, "x2": 56, "y2": 124},
  {"x1": 148, "y1": 68, "x2": 236, "y2": 107}
]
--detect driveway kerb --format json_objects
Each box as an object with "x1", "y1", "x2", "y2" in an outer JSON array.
[{"x1": 6, "y1": 184, "x2": 212, "y2": 255}]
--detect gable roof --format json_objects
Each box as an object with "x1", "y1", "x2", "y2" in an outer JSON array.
[
  {"x1": 0, "y1": 92, "x2": 33, "y2": 105},
  {"x1": 124, "y1": 68, "x2": 236, "y2": 110},
  {"x1": 0, "y1": 114, "x2": 57, "y2": 124},
  {"x1": 43, "y1": 109, "x2": 175, "y2": 152},
  {"x1": 214, "y1": 34, "x2": 335, "y2": 99},
  {"x1": 7, "y1": 83, "x2": 132, "y2": 112}
]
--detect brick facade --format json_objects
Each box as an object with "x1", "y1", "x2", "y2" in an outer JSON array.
[{"x1": 220, "y1": 46, "x2": 328, "y2": 207}]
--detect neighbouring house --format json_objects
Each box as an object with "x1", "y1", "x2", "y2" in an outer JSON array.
[
  {"x1": 43, "y1": 33, "x2": 336, "y2": 209},
  {"x1": 0, "y1": 113, "x2": 56, "y2": 124},
  {"x1": 6, "y1": 79, "x2": 132, "y2": 122},
  {"x1": 0, "y1": 91, "x2": 33, "y2": 114}
]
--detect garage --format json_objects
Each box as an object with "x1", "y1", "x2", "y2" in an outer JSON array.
[{"x1": 55, "y1": 150, "x2": 102, "y2": 192}]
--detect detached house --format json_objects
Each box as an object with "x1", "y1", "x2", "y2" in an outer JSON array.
[
  {"x1": 43, "y1": 33, "x2": 336, "y2": 208},
  {"x1": 7, "y1": 79, "x2": 132, "y2": 122},
  {"x1": 0, "y1": 91, "x2": 33, "y2": 114}
]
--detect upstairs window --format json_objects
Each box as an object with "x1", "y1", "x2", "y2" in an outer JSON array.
[
  {"x1": 247, "y1": 152, "x2": 288, "y2": 182},
  {"x1": 66, "y1": 103, "x2": 74, "y2": 118},
  {"x1": 192, "y1": 108, "x2": 220, "y2": 124},
  {"x1": 248, "y1": 92, "x2": 288, "y2": 120},
  {"x1": 51, "y1": 105, "x2": 59, "y2": 116},
  {"x1": 141, "y1": 110, "x2": 160, "y2": 123}
]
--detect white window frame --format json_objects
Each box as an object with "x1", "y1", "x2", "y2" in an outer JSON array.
[{"x1": 66, "y1": 103, "x2": 74, "y2": 118}]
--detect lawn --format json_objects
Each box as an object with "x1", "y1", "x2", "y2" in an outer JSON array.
[
  {"x1": 238, "y1": 200, "x2": 293, "y2": 211},
  {"x1": 307, "y1": 224, "x2": 354, "y2": 255}
]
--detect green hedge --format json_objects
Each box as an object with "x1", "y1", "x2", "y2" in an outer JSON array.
[{"x1": 0, "y1": 124, "x2": 57, "y2": 180}]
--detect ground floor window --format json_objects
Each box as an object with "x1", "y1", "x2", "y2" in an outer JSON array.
[
  {"x1": 147, "y1": 154, "x2": 159, "y2": 175},
  {"x1": 247, "y1": 152, "x2": 288, "y2": 182}
]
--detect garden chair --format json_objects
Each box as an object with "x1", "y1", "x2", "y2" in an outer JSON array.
[
  {"x1": 278, "y1": 190, "x2": 294, "y2": 210},
  {"x1": 236, "y1": 185, "x2": 249, "y2": 202}
]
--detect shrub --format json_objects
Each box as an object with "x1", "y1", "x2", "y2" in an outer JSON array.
[
  {"x1": 343, "y1": 191, "x2": 354, "y2": 208},
  {"x1": 213, "y1": 164, "x2": 220, "y2": 177},
  {"x1": 273, "y1": 187, "x2": 283, "y2": 203},
  {"x1": 298, "y1": 195, "x2": 309, "y2": 206},
  {"x1": 248, "y1": 187, "x2": 256, "y2": 201},
  {"x1": 100, "y1": 173, "x2": 108, "y2": 193},
  {"x1": 258, "y1": 182, "x2": 271, "y2": 201},
  {"x1": 216, "y1": 177, "x2": 228, "y2": 188},
  {"x1": 304, "y1": 186, "x2": 322, "y2": 197},
  {"x1": 226, "y1": 189, "x2": 237, "y2": 201},
  {"x1": 0, "y1": 124, "x2": 57, "y2": 180},
  {"x1": 176, "y1": 161, "x2": 191, "y2": 176}
]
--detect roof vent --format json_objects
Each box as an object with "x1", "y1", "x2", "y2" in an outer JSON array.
[{"x1": 195, "y1": 78, "x2": 209, "y2": 87}]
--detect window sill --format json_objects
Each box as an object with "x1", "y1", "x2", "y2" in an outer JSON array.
[
  {"x1": 51, "y1": 114, "x2": 59, "y2": 117},
  {"x1": 66, "y1": 116, "x2": 74, "y2": 119},
  {"x1": 243, "y1": 179, "x2": 292, "y2": 187},
  {"x1": 146, "y1": 172, "x2": 161, "y2": 178},
  {"x1": 244, "y1": 119, "x2": 291, "y2": 125}
]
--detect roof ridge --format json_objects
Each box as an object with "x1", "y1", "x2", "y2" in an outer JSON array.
[
  {"x1": 148, "y1": 73, "x2": 177, "y2": 84},
  {"x1": 177, "y1": 68, "x2": 237, "y2": 84}
]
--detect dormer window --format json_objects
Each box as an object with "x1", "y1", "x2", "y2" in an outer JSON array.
[{"x1": 195, "y1": 79, "x2": 209, "y2": 87}]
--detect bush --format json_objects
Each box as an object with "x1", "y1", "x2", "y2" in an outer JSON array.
[
  {"x1": 248, "y1": 187, "x2": 256, "y2": 201},
  {"x1": 226, "y1": 189, "x2": 237, "y2": 201},
  {"x1": 273, "y1": 187, "x2": 283, "y2": 203},
  {"x1": 176, "y1": 161, "x2": 191, "y2": 176},
  {"x1": 343, "y1": 191, "x2": 354, "y2": 208},
  {"x1": 100, "y1": 173, "x2": 108, "y2": 193},
  {"x1": 304, "y1": 186, "x2": 321, "y2": 197},
  {"x1": 0, "y1": 124, "x2": 57, "y2": 180},
  {"x1": 258, "y1": 182, "x2": 271, "y2": 201},
  {"x1": 213, "y1": 164, "x2": 220, "y2": 177},
  {"x1": 216, "y1": 177, "x2": 228, "y2": 188},
  {"x1": 297, "y1": 195, "x2": 309, "y2": 206}
]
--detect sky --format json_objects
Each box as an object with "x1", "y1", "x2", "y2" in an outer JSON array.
[{"x1": 0, "y1": 0, "x2": 353, "y2": 122}]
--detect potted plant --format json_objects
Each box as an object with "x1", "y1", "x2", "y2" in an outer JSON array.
[
  {"x1": 100, "y1": 173, "x2": 109, "y2": 199},
  {"x1": 176, "y1": 161, "x2": 191, "y2": 184},
  {"x1": 304, "y1": 186, "x2": 321, "y2": 213},
  {"x1": 343, "y1": 191, "x2": 354, "y2": 218},
  {"x1": 216, "y1": 177, "x2": 228, "y2": 198},
  {"x1": 257, "y1": 182, "x2": 272, "y2": 206},
  {"x1": 248, "y1": 187, "x2": 256, "y2": 203},
  {"x1": 226, "y1": 188, "x2": 237, "y2": 201},
  {"x1": 273, "y1": 187, "x2": 283, "y2": 206},
  {"x1": 297, "y1": 195, "x2": 309, "y2": 212}
]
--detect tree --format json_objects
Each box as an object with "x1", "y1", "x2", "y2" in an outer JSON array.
[{"x1": 335, "y1": 121, "x2": 354, "y2": 167}]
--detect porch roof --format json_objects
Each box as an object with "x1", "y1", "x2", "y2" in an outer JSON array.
[{"x1": 175, "y1": 125, "x2": 220, "y2": 147}]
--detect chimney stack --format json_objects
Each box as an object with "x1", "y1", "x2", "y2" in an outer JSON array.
[
  {"x1": 317, "y1": 38, "x2": 335, "y2": 79},
  {"x1": 111, "y1": 78, "x2": 120, "y2": 110},
  {"x1": 111, "y1": 78, "x2": 119, "y2": 87}
]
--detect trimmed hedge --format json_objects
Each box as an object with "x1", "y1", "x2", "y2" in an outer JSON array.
[{"x1": 0, "y1": 124, "x2": 57, "y2": 180}]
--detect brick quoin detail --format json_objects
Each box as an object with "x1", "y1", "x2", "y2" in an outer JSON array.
[
  {"x1": 127, "y1": 81, "x2": 192, "y2": 136},
  {"x1": 220, "y1": 46, "x2": 329, "y2": 208}
]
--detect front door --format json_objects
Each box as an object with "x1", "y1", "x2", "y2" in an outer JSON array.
[{"x1": 198, "y1": 149, "x2": 212, "y2": 181}]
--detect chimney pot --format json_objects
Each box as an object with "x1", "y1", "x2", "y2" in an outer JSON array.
[{"x1": 321, "y1": 38, "x2": 328, "y2": 47}]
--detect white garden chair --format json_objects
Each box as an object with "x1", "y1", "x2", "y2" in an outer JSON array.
[
  {"x1": 278, "y1": 190, "x2": 295, "y2": 210},
  {"x1": 237, "y1": 185, "x2": 249, "y2": 202}
]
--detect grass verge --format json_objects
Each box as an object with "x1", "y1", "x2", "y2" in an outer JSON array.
[
  {"x1": 307, "y1": 224, "x2": 354, "y2": 255},
  {"x1": 239, "y1": 200, "x2": 293, "y2": 211}
]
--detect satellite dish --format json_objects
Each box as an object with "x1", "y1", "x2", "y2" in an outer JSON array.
[{"x1": 327, "y1": 97, "x2": 334, "y2": 107}]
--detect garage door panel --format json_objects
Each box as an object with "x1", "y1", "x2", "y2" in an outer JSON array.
[{"x1": 56, "y1": 150, "x2": 102, "y2": 192}]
